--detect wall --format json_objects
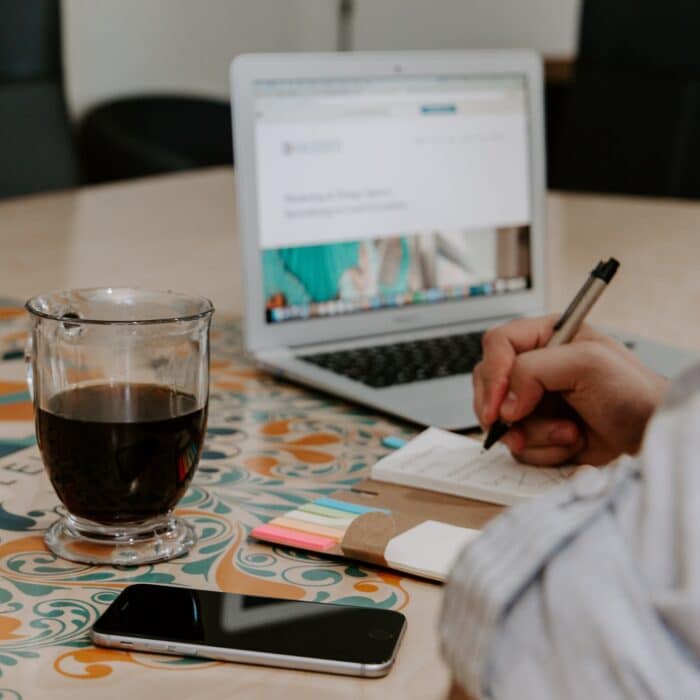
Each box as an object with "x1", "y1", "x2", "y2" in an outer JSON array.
[
  {"x1": 62, "y1": 0, "x2": 580, "y2": 120},
  {"x1": 351, "y1": 0, "x2": 581, "y2": 55},
  {"x1": 61, "y1": 0, "x2": 337, "y2": 118}
]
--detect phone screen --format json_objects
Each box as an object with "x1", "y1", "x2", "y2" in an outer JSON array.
[{"x1": 93, "y1": 584, "x2": 405, "y2": 666}]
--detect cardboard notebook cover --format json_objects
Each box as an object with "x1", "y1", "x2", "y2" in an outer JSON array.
[
  {"x1": 252, "y1": 479, "x2": 503, "y2": 582},
  {"x1": 332, "y1": 479, "x2": 502, "y2": 568}
]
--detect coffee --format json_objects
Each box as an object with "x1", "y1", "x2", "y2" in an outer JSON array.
[{"x1": 36, "y1": 383, "x2": 207, "y2": 525}]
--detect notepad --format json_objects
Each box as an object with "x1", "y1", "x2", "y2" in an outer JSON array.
[
  {"x1": 250, "y1": 495, "x2": 481, "y2": 581},
  {"x1": 383, "y1": 520, "x2": 479, "y2": 580},
  {"x1": 371, "y1": 427, "x2": 576, "y2": 506}
]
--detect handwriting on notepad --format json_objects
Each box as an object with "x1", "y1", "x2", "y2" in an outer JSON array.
[
  {"x1": 399, "y1": 441, "x2": 571, "y2": 489},
  {"x1": 371, "y1": 427, "x2": 576, "y2": 506}
]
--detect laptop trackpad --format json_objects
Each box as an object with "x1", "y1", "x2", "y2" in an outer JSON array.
[{"x1": 378, "y1": 374, "x2": 477, "y2": 430}]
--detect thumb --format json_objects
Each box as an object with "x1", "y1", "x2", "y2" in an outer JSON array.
[{"x1": 499, "y1": 343, "x2": 599, "y2": 423}]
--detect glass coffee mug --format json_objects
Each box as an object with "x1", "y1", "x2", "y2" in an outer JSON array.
[{"x1": 25, "y1": 288, "x2": 214, "y2": 565}]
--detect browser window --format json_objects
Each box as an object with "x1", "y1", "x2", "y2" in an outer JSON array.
[{"x1": 253, "y1": 75, "x2": 532, "y2": 324}]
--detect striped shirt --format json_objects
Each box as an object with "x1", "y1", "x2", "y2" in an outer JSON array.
[{"x1": 440, "y1": 364, "x2": 700, "y2": 699}]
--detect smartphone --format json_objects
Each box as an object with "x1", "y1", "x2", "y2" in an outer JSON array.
[{"x1": 91, "y1": 584, "x2": 406, "y2": 677}]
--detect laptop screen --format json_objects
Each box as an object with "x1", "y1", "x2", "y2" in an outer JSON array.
[{"x1": 253, "y1": 73, "x2": 532, "y2": 324}]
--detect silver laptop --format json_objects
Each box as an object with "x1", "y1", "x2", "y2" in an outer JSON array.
[{"x1": 231, "y1": 51, "x2": 695, "y2": 430}]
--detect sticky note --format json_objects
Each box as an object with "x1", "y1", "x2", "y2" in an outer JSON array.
[
  {"x1": 314, "y1": 497, "x2": 390, "y2": 516},
  {"x1": 271, "y1": 516, "x2": 344, "y2": 540},
  {"x1": 300, "y1": 502, "x2": 357, "y2": 520},
  {"x1": 382, "y1": 435, "x2": 407, "y2": 450},
  {"x1": 283, "y1": 509, "x2": 354, "y2": 529},
  {"x1": 251, "y1": 524, "x2": 336, "y2": 552}
]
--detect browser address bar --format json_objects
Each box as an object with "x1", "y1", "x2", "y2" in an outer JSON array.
[{"x1": 322, "y1": 90, "x2": 510, "y2": 105}]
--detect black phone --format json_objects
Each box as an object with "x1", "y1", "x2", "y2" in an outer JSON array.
[{"x1": 91, "y1": 584, "x2": 406, "y2": 677}]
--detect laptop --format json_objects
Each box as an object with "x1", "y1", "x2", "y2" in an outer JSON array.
[{"x1": 231, "y1": 51, "x2": 695, "y2": 430}]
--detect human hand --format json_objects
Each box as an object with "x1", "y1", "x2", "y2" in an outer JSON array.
[{"x1": 473, "y1": 315, "x2": 668, "y2": 465}]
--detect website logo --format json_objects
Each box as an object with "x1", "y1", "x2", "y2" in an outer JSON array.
[{"x1": 282, "y1": 139, "x2": 342, "y2": 156}]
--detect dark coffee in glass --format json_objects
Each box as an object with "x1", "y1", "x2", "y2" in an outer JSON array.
[
  {"x1": 37, "y1": 383, "x2": 207, "y2": 525},
  {"x1": 26, "y1": 288, "x2": 214, "y2": 565}
]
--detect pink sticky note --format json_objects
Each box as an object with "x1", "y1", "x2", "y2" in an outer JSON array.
[{"x1": 252, "y1": 524, "x2": 336, "y2": 552}]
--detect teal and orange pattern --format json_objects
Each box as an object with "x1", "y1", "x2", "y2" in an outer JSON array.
[{"x1": 0, "y1": 304, "x2": 419, "y2": 696}]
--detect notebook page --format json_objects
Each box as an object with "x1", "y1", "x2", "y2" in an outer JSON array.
[{"x1": 372, "y1": 427, "x2": 576, "y2": 506}]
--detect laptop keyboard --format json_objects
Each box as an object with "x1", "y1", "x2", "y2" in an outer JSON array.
[{"x1": 301, "y1": 330, "x2": 485, "y2": 389}]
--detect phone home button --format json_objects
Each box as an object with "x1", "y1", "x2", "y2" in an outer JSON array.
[{"x1": 368, "y1": 628, "x2": 394, "y2": 641}]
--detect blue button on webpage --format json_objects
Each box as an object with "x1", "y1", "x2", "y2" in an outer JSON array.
[{"x1": 421, "y1": 104, "x2": 457, "y2": 114}]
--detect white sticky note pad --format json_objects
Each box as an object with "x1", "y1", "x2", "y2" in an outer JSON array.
[
  {"x1": 372, "y1": 427, "x2": 575, "y2": 506},
  {"x1": 384, "y1": 520, "x2": 479, "y2": 581}
]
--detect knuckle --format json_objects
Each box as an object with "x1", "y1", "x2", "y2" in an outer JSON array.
[
  {"x1": 510, "y1": 352, "x2": 536, "y2": 380},
  {"x1": 577, "y1": 340, "x2": 611, "y2": 370},
  {"x1": 481, "y1": 327, "x2": 499, "y2": 348}
]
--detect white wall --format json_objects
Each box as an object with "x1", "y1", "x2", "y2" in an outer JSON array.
[
  {"x1": 62, "y1": 0, "x2": 580, "y2": 120},
  {"x1": 351, "y1": 0, "x2": 581, "y2": 55},
  {"x1": 62, "y1": 0, "x2": 337, "y2": 118}
]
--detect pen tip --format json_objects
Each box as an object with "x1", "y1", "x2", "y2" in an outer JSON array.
[
  {"x1": 482, "y1": 436, "x2": 495, "y2": 451},
  {"x1": 483, "y1": 421, "x2": 508, "y2": 451}
]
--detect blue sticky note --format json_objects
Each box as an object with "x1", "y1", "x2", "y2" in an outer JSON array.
[
  {"x1": 381, "y1": 435, "x2": 407, "y2": 450},
  {"x1": 313, "y1": 497, "x2": 390, "y2": 516}
]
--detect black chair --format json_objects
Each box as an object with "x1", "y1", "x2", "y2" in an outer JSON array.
[
  {"x1": 79, "y1": 95, "x2": 234, "y2": 184},
  {"x1": 548, "y1": 0, "x2": 700, "y2": 198},
  {"x1": 0, "y1": 0, "x2": 80, "y2": 199}
]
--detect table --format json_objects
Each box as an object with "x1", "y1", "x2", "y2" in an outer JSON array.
[
  {"x1": 1, "y1": 169, "x2": 700, "y2": 699},
  {"x1": 4, "y1": 168, "x2": 700, "y2": 349},
  {"x1": 0, "y1": 170, "x2": 243, "y2": 319},
  {"x1": 547, "y1": 191, "x2": 700, "y2": 351},
  {"x1": 0, "y1": 310, "x2": 446, "y2": 699},
  {"x1": 0, "y1": 169, "x2": 454, "y2": 699}
]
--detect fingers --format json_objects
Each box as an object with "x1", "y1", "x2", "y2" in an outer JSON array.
[
  {"x1": 510, "y1": 441, "x2": 585, "y2": 466},
  {"x1": 474, "y1": 315, "x2": 624, "y2": 430},
  {"x1": 480, "y1": 316, "x2": 558, "y2": 371},
  {"x1": 497, "y1": 341, "x2": 605, "y2": 423},
  {"x1": 474, "y1": 314, "x2": 662, "y2": 467},
  {"x1": 502, "y1": 417, "x2": 581, "y2": 452},
  {"x1": 499, "y1": 417, "x2": 584, "y2": 465},
  {"x1": 473, "y1": 361, "x2": 509, "y2": 427},
  {"x1": 475, "y1": 315, "x2": 559, "y2": 425}
]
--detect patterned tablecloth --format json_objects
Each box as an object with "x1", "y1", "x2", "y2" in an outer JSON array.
[{"x1": 0, "y1": 303, "x2": 430, "y2": 699}]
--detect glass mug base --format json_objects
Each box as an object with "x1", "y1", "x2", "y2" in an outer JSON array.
[{"x1": 44, "y1": 513, "x2": 196, "y2": 566}]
